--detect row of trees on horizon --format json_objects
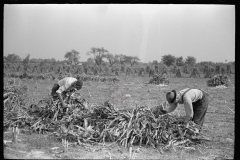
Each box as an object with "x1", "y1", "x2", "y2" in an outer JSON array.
[{"x1": 4, "y1": 47, "x2": 234, "y2": 69}]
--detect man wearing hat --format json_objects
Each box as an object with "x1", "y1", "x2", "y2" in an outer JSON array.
[
  {"x1": 157, "y1": 88, "x2": 209, "y2": 128},
  {"x1": 51, "y1": 77, "x2": 83, "y2": 108}
]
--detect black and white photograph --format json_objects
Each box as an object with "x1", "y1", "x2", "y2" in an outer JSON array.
[{"x1": 4, "y1": 4, "x2": 235, "y2": 159}]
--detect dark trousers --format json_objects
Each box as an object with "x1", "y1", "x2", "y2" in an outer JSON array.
[
  {"x1": 192, "y1": 92, "x2": 209, "y2": 127},
  {"x1": 51, "y1": 83, "x2": 60, "y2": 100}
]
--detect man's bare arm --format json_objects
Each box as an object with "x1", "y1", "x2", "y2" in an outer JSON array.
[
  {"x1": 57, "y1": 93, "x2": 66, "y2": 107},
  {"x1": 183, "y1": 96, "x2": 194, "y2": 121}
]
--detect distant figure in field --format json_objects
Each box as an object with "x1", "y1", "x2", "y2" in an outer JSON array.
[{"x1": 51, "y1": 77, "x2": 83, "y2": 108}]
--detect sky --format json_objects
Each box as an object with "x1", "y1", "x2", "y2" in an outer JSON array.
[{"x1": 4, "y1": 4, "x2": 235, "y2": 63}]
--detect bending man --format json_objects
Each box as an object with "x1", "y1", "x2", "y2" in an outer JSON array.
[
  {"x1": 51, "y1": 77, "x2": 83, "y2": 108},
  {"x1": 158, "y1": 88, "x2": 209, "y2": 128}
]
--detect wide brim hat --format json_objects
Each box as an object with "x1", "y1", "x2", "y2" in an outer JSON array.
[{"x1": 166, "y1": 90, "x2": 177, "y2": 103}]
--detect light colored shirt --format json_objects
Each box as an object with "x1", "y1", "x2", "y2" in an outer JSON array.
[
  {"x1": 56, "y1": 77, "x2": 77, "y2": 94},
  {"x1": 166, "y1": 88, "x2": 203, "y2": 119}
]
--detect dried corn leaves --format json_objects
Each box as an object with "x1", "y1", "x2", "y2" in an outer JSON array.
[
  {"x1": 148, "y1": 73, "x2": 170, "y2": 85},
  {"x1": 207, "y1": 75, "x2": 230, "y2": 87},
  {"x1": 4, "y1": 79, "x2": 206, "y2": 151}
]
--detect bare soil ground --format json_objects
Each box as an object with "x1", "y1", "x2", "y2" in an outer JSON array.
[{"x1": 4, "y1": 74, "x2": 235, "y2": 159}]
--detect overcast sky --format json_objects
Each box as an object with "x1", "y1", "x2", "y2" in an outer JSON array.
[{"x1": 4, "y1": 4, "x2": 235, "y2": 63}]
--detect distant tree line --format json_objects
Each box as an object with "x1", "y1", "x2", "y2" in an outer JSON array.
[
  {"x1": 161, "y1": 54, "x2": 197, "y2": 67},
  {"x1": 4, "y1": 54, "x2": 57, "y2": 64},
  {"x1": 4, "y1": 51, "x2": 234, "y2": 75}
]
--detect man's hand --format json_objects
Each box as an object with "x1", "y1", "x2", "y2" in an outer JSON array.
[
  {"x1": 185, "y1": 121, "x2": 200, "y2": 134},
  {"x1": 151, "y1": 104, "x2": 167, "y2": 117},
  {"x1": 179, "y1": 117, "x2": 192, "y2": 124},
  {"x1": 159, "y1": 105, "x2": 167, "y2": 114},
  {"x1": 184, "y1": 117, "x2": 192, "y2": 124},
  {"x1": 57, "y1": 93, "x2": 68, "y2": 108}
]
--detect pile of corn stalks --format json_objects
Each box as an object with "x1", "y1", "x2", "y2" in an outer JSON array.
[
  {"x1": 148, "y1": 73, "x2": 170, "y2": 85},
  {"x1": 207, "y1": 74, "x2": 230, "y2": 87},
  {"x1": 175, "y1": 68, "x2": 182, "y2": 78},
  {"x1": 34, "y1": 98, "x2": 203, "y2": 149},
  {"x1": 101, "y1": 106, "x2": 202, "y2": 149},
  {"x1": 4, "y1": 82, "x2": 206, "y2": 151},
  {"x1": 77, "y1": 74, "x2": 120, "y2": 83},
  {"x1": 46, "y1": 100, "x2": 202, "y2": 150},
  {"x1": 4, "y1": 78, "x2": 30, "y2": 131},
  {"x1": 29, "y1": 92, "x2": 90, "y2": 134},
  {"x1": 190, "y1": 67, "x2": 201, "y2": 78}
]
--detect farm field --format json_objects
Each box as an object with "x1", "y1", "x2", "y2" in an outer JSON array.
[{"x1": 4, "y1": 74, "x2": 235, "y2": 159}]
